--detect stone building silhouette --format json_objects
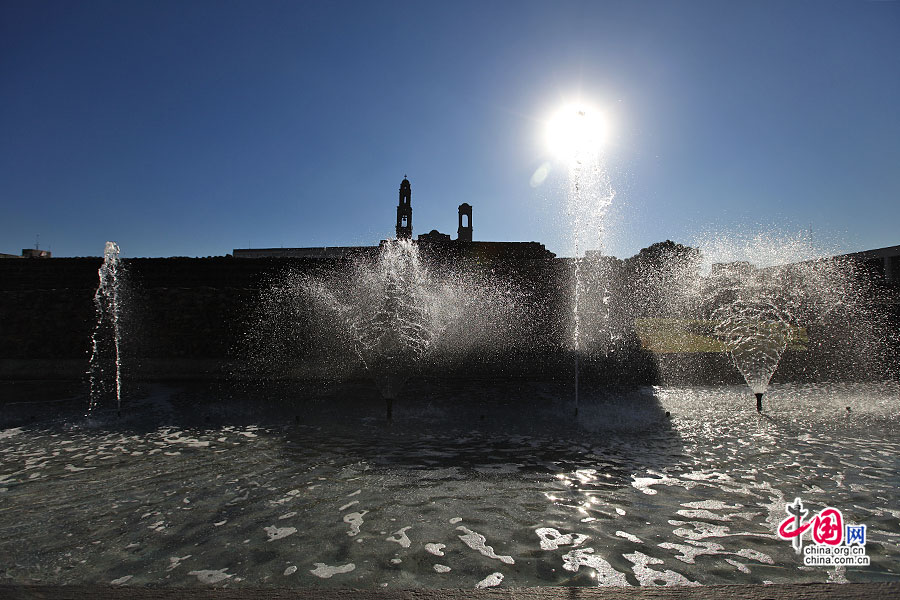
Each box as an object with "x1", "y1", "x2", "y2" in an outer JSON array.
[
  {"x1": 234, "y1": 176, "x2": 554, "y2": 260},
  {"x1": 396, "y1": 177, "x2": 412, "y2": 240},
  {"x1": 458, "y1": 203, "x2": 472, "y2": 242}
]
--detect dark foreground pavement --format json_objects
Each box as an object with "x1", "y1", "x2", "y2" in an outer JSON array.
[{"x1": 1, "y1": 583, "x2": 897, "y2": 600}]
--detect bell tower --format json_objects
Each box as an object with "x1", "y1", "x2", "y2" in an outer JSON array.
[
  {"x1": 458, "y1": 203, "x2": 472, "y2": 242},
  {"x1": 396, "y1": 177, "x2": 412, "y2": 239}
]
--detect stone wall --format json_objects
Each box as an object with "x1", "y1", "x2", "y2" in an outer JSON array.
[{"x1": 0, "y1": 256, "x2": 896, "y2": 383}]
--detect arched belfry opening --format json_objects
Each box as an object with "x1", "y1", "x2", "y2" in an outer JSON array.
[
  {"x1": 396, "y1": 177, "x2": 412, "y2": 239},
  {"x1": 458, "y1": 203, "x2": 472, "y2": 242}
]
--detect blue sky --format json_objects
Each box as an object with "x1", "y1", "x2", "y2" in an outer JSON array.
[{"x1": 2, "y1": 0, "x2": 898, "y2": 258}]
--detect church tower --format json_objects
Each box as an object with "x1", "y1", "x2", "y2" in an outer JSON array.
[
  {"x1": 458, "y1": 203, "x2": 472, "y2": 242},
  {"x1": 396, "y1": 177, "x2": 412, "y2": 239}
]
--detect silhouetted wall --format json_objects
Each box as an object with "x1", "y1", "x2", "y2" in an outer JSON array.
[{"x1": 0, "y1": 255, "x2": 896, "y2": 383}]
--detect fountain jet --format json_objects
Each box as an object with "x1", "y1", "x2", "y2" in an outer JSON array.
[
  {"x1": 246, "y1": 238, "x2": 525, "y2": 421},
  {"x1": 88, "y1": 241, "x2": 125, "y2": 416}
]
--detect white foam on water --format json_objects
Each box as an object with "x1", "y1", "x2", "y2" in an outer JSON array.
[
  {"x1": 162, "y1": 434, "x2": 209, "y2": 448},
  {"x1": 213, "y1": 520, "x2": 227, "y2": 526},
  {"x1": 188, "y1": 569, "x2": 234, "y2": 584},
  {"x1": 682, "y1": 470, "x2": 732, "y2": 483},
  {"x1": 631, "y1": 472, "x2": 696, "y2": 495},
  {"x1": 386, "y1": 526, "x2": 412, "y2": 547},
  {"x1": 310, "y1": 562, "x2": 355, "y2": 578},
  {"x1": 425, "y1": 543, "x2": 446, "y2": 556},
  {"x1": 658, "y1": 540, "x2": 724, "y2": 564},
  {"x1": 681, "y1": 500, "x2": 743, "y2": 510},
  {"x1": 725, "y1": 558, "x2": 750, "y2": 573},
  {"x1": 623, "y1": 551, "x2": 700, "y2": 586},
  {"x1": 167, "y1": 555, "x2": 191, "y2": 571},
  {"x1": 449, "y1": 517, "x2": 462, "y2": 524},
  {"x1": 616, "y1": 508, "x2": 627, "y2": 515},
  {"x1": 734, "y1": 548, "x2": 773, "y2": 564},
  {"x1": 344, "y1": 511, "x2": 368, "y2": 537},
  {"x1": 828, "y1": 565, "x2": 848, "y2": 584},
  {"x1": 616, "y1": 531, "x2": 643, "y2": 544},
  {"x1": 433, "y1": 564, "x2": 451, "y2": 573},
  {"x1": 347, "y1": 489, "x2": 361, "y2": 497},
  {"x1": 0, "y1": 428, "x2": 23, "y2": 440},
  {"x1": 279, "y1": 512, "x2": 297, "y2": 520},
  {"x1": 64, "y1": 464, "x2": 94, "y2": 472},
  {"x1": 668, "y1": 521, "x2": 731, "y2": 541},
  {"x1": 110, "y1": 575, "x2": 132, "y2": 585},
  {"x1": 264, "y1": 525, "x2": 297, "y2": 542},
  {"x1": 390, "y1": 558, "x2": 402, "y2": 564},
  {"x1": 676, "y1": 509, "x2": 729, "y2": 521},
  {"x1": 561, "y1": 548, "x2": 630, "y2": 586},
  {"x1": 148, "y1": 521, "x2": 166, "y2": 531},
  {"x1": 339, "y1": 501, "x2": 359, "y2": 511},
  {"x1": 475, "y1": 572, "x2": 504, "y2": 588},
  {"x1": 457, "y1": 526, "x2": 514, "y2": 564},
  {"x1": 535, "y1": 527, "x2": 589, "y2": 550},
  {"x1": 283, "y1": 565, "x2": 297, "y2": 575}
]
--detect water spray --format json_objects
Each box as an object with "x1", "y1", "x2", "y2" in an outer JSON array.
[{"x1": 88, "y1": 241, "x2": 124, "y2": 416}]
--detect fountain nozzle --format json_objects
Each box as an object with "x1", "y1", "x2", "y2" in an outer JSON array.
[{"x1": 755, "y1": 392, "x2": 763, "y2": 412}]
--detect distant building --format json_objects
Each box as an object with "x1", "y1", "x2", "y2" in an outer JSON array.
[
  {"x1": 231, "y1": 246, "x2": 374, "y2": 259},
  {"x1": 21, "y1": 249, "x2": 51, "y2": 258},
  {"x1": 834, "y1": 244, "x2": 900, "y2": 285},
  {"x1": 0, "y1": 249, "x2": 51, "y2": 259},
  {"x1": 234, "y1": 177, "x2": 554, "y2": 260},
  {"x1": 396, "y1": 177, "x2": 412, "y2": 239}
]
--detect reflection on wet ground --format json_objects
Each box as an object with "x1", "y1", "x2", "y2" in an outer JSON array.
[{"x1": 0, "y1": 380, "x2": 898, "y2": 588}]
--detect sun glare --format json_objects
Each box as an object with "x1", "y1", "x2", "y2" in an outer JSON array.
[{"x1": 545, "y1": 103, "x2": 607, "y2": 166}]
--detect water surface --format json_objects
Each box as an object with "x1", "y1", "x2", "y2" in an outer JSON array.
[{"x1": 1, "y1": 381, "x2": 897, "y2": 588}]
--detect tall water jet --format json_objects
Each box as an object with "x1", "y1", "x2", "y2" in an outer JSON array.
[
  {"x1": 348, "y1": 239, "x2": 445, "y2": 415},
  {"x1": 88, "y1": 241, "x2": 125, "y2": 415},
  {"x1": 546, "y1": 103, "x2": 613, "y2": 415},
  {"x1": 245, "y1": 238, "x2": 525, "y2": 419}
]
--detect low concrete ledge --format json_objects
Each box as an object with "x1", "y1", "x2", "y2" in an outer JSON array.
[{"x1": 2, "y1": 583, "x2": 897, "y2": 600}]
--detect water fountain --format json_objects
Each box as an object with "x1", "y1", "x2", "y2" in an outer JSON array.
[
  {"x1": 345, "y1": 239, "x2": 451, "y2": 417},
  {"x1": 712, "y1": 296, "x2": 793, "y2": 412},
  {"x1": 88, "y1": 241, "x2": 126, "y2": 416},
  {"x1": 245, "y1": 238, "x2": 525, "y2": 419},
  {"x1": 2, "y1": 120, "x2": 897, "y2": 595},
  {"x1": 3, "y1": 228, "x2": 898, "y2": 592},
  {"x1": 548, "y1": 104, "x2": 614, "y2": 416},
  {"x1": 696, "y1": 233, "x2": 869, "y2": 410}
]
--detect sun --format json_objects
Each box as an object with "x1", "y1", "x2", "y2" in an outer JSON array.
[{"x1": 545, "y1": 102, "x2": 607, "y2": 166}]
